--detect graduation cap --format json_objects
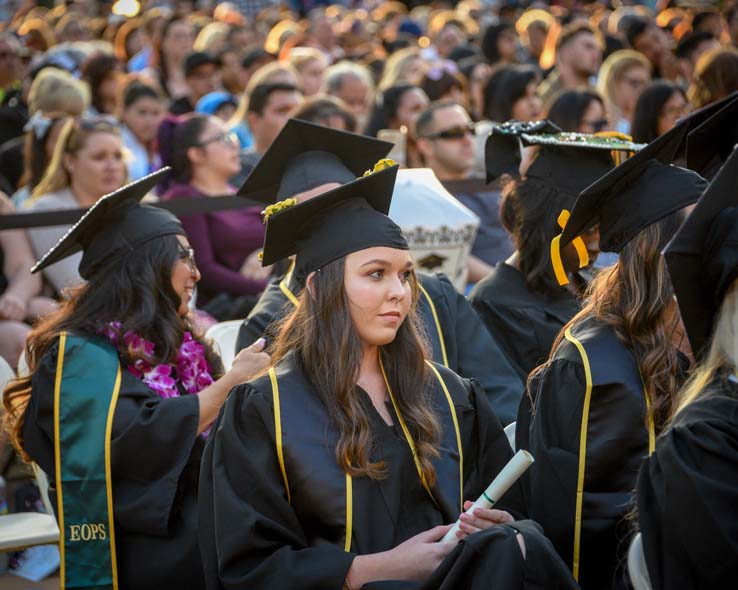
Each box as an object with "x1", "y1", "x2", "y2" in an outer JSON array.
[
  {"x1": 484, "y1": 120, "x2": 643, "y2": 196},
  {"x1": 686, "y1": 93, "x2": 738, "y2": 180},
  {"x1": 236, "y1": 118, "x2": 394, "y2": 204},
  {"x1": 32, "y1": 168, "x2": 185, "y2": 279},
  {"x1": 664, "y1": 145, "x2": 738, "y2": 359},
  {"x1": 559, "y1": 109, "x2": 716, "y2": 254},
  {"x1": 260, "y1": 161, "x2": 405, "y2": 282}
]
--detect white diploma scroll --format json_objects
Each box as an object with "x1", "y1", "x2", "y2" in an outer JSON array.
[{"x1": 441, "y1": 450, "x2": 534, "y2": 542}]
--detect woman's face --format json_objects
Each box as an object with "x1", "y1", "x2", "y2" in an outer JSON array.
[
  {"x1": 561, "y1": 225, "x2": 600, "y2": 272},
  {"x1": 191, "y1": 118, "x2": 241, "y2": 179},
  {"x1": 299, "y1": 57, "x2": 327, "y2": 96},
  {"x1": 171, "y1": 235, "x2": 201, "y2": 317},
  {"x1": 122, "y1": 96, "x2": 164, "y2": 144},
  {"x1": 162, "y1": 21, "x2": 194, "y2": 61},
  {"x1": 613, "y1": 65, "x2": 650, "y2": 114},
  {"x1": 578, "y1": 99, "x2": 608, "y2": 134},
  {"x1": 511, "y1": 81, "x2": 542, "y2": 122},
  {"x1": 98, "y1": 76, "x2": 122, "y2": 115},
  {"x1": 65, "y1": 131, "x2": 127, "y2": 199},
  {"x1": 401, "y1": 57, "x2": 426, "y2": 86},
  {"x1": 343, "y1": 246, "x2": 414, "y2": 348},
  {"x1": 394, "y1": 88, "x2": 429, "y2": 130},
  {"x1": 657, "y1": 90, "x2": 688, "y2": 136},
  {"x1": 497, "y1": 28, "x2": 518, "y2": 63}
]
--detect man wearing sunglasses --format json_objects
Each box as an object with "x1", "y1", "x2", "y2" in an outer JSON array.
[{"x1": 415, "y1": 102, "x2": 513, "y2": 283}]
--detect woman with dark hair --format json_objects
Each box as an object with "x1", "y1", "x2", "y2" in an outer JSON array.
[
  {"x1": 363, "y1": 84, "x2": 429, "y2": 138},
  {"x1": 482, "y1": 64, "x2": 542, "y2": 123},
  {"x1": 159, "y1": 114, "x2": 268, "y2": 319},
  {"x1": 420, "y1": 64, "x2": 468, "y2": 107},
  {"x1": 3, "y1": 171, "x2": 269, "y2": 589},
  {"x1": 80, "y1": 52, "x2": 126, "y2": 115},
  {"x1": 199, "y1": 159, "x2": 578, "y2": 590},
  {"x1": 118, "y1": 77, "x2": 165, "y2": 180},
  {"x1": 631, "y1": 81, "x2": 688, "y2": 143},
  {"x1": 546, "y1": 89, "x2": 609, "y2": 133},
  {"x1": 293, "y1": 96, "x2": 357, "y2": 132},
  {"x1": 481, "y1": 20, "x2": 518, "y2": 66},
  {"x1": 469, "y1": 123, "x2": 639, "y2": 382},
  {"x1": 143, "y1": 16, "x2": 194, "y2": 100},
  {"x1": 522, "y1": 143, "x2": 707, "y2": 590}
]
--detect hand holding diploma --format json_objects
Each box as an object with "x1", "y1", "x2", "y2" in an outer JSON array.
[{"x1": 443, "y1": 450, "x2": 535, "y2": 542}]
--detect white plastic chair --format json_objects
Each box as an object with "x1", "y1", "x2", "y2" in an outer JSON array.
[
  {"x1": 0, "y1": 464, "x2": 59, "y2": 552},
  {"x1": 628, "y1": 532, "x2": 653, "y2": 590},
  {"x1": 205, "y1": 320, "x2": 243, "y2": 371},
  {"x1": 504, "y1": 421, "x2": 516, "y2": 451}
]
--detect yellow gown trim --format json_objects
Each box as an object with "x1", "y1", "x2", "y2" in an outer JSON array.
[
  {"x1": 104, "y1": 365, "x2": 122, "y2": 590},
  {"x1": 418, "y1": 284, "x2": 449, "y2": 367},
  {"x1": 269, "y1": 367, "x2": 291, "y2": 504},
  {"x1": 53, "y1": 332, "x2": 67, "y2": 588}
]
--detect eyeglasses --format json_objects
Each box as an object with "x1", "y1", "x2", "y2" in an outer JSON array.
[
  {"x1": 582, "y1": 118, "x2": 609, "y2": 132},
  {"x1": 421, "y1": 123, "x2": 476, "y2": 141},
  {"x1": 196, "y1": 131, "x2": 239, "y2": 148},
  {"x1": 177, "y1": 245, "x2": 198, "y2": 271}
]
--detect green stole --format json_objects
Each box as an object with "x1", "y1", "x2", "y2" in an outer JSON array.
[{"x1": 53, "y1": 333, "x2": 121, "y2": 590}]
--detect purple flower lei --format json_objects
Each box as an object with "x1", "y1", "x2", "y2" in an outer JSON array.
[{"x1": 101, "y1": 322, "x2": 214, "y2": 399}]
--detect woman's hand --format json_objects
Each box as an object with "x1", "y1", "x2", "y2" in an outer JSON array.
[
  {"x1": 226, "y1": 338, "x2": 270, "y2": 386},
  {"x1": 0, "y1": 292, "x2": 28, "y2": 321},
  {"x1": 240, "y1": 250, "x2": 272, "y2": 282},
  {"x1": 346, "y1": 524, "x2": 455, "y2": 587},
  {"x1": 455, "y1": 500, "x2": 514, "y2": 539}
]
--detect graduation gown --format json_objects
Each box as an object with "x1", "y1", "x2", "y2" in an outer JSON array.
[
  {"x1": 637, "y1": 374, "x2": 738, "y2": 590},
  {"x1": 520, "y1": 317, "x2": 655, "y2": 590},
  {"x1": 235, "y1": 270, "x2": 524, "y2": 425},
  {"x1": 198, "y1": 353, "x2": 571, "y2": 590},
  {"x1": 468, "y1": 262, "x2": 580, "y2": 382},
  {"x1": 22, "y1": 335, "x2": 206, "y2": 590}
]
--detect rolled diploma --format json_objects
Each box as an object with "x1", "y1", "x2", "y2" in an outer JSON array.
[{"x1": 441, "y1": 449, "x2": 534, "y2": 542}]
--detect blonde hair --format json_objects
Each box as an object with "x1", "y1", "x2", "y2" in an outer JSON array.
[
  {"x1": 596, "y1": 49, "x2": 651, "y2": 113},
  {"x1": 688, "y1": 47, "x2": 738, "y2": 109},
  {"x1": 194, "y1": 21, "x2": 230, "y2": 53},
  {"x1": 287, "y1": 46, "x2": 326, "y2": 72},
  {"x1": 28, "y1": 68, "x2": 90, "y2": 116},
  {"x1": 31, "y1": 117, "x2": 121, "y2": 201},
  {"x1": 675, "y1": 283, "x2": 738, "y2": 416},
  {"x1": 378, "y1": 47, "x2": 423, "y2": 91},
  {"x1": 264, "y1": 19, "x2": 302, "y2": 56}
]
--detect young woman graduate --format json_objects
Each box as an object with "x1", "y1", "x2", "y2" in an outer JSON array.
[
  {"x1": 519, "y1": 123, "x2": 711, "y2": 589},
  {"x1": 198, "y1": 161, "x2": 578, "y2": 590},
  {"x1": 232, "y1": 118, "x2": 524, "y2": 425},
  {"x1": 3, "y1": 169, "x2": 269, "y2": 590},
  {"x1": 468, "y1": 121, "x2": 642, "y2": 383},
  {"x1": 637, "y1": 144, "x2": 738, "y2": 589}
]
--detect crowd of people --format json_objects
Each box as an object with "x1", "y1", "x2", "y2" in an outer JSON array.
[{"x1": 1, "y1": 0, "x2": 738, "y2": 589}]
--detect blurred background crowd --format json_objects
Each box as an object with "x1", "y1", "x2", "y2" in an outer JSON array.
[{"x1": 0, "y1": 0, "x2": 737, "y2": 371}]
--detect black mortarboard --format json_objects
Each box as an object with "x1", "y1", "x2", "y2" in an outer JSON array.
[
  {"x1": 664, "y1": 145, "x2": 738, "y2": 359},
  {"x1": 485, "y1": 120, "x2": 643, "y2": 196},
  {"x1": 32, "y1": 168, "x2": 185, "y2": 279},
  {"x1": 558, "y1": 100, "x2": 724, "y2": 252},
  {"x1": 260, "y1": 163, "x2": 406, "y2": 281},
  {"x1": 686, "y1": 93, "x2": 738, "y2": 180},
  {"x1": 237, "y1": 118, "x2": 393, "y2": 204}
]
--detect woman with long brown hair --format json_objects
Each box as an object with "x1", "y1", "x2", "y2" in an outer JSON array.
[
  {"x1": 199, "y1": 162, "x2": 577, "y2": 589},
  {"x1": 521, "y1": 140, "x2": 708, "y2": 590},
  {"x1": 3, "y1": 170, "x2": 269, "y2": 589}
]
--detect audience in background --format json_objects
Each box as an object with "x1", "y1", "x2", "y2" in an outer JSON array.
[
  {"x1": 547, "y1": 88, "x2": 609, "y2": 133},
  {"x1": 632, "y1": 81, "x2": 688, "y2": 143},
  {"x1": 118, "y1": 77, "x2": 164, "y2": 181},
  {"x1": 597, "y1": 49, "x2": 652, "y2": 134}
]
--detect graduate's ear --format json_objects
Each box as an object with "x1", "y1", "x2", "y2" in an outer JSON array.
[{"x1": 305, "y1": 271, "x2": 317, "y2": 299}]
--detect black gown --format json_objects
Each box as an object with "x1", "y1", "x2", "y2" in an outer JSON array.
[
  {"x1": 518, "y1": 316, "x2": 658, "y2": 590},
  {"x1": 235, "y1": 270, "x2": 524, "y2": 425},
  {"x1": 637, "y1": 374, "x2": 738, "y2": 590},
  {"x1": 198, "y1": 353, "x2": 578, "y2": 590},
  {"x1": 22, "y1": 336, "x2": 206, "y2": 590},
  {"x1": 468, "y1": 263, "x2": 580, "y2": 382}
]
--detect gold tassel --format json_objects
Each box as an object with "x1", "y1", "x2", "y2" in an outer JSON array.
[
  {"x1": 550, "y1": 209, "x2": 589, "y2": 286},
  {"x1": 262, "y1": 197, "x2": 298, "y2": 223}
]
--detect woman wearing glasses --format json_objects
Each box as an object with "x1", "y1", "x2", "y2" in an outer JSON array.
[
  {"x1": 25, "y1": 116, "x2": 127, "y2": 295},
  {"x1": 160, "y1": 114, "x2": 269, "y2": 320},
  {"x1": 3, "y1": 171, "x2": 270, "y2": 589},
  {"x1": 546, "y1": 89, "x2": 610, "y2": 134}
]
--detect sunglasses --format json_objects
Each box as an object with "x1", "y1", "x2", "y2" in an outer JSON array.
[
  {"x1": 422, "y1": 123, "x2": 476, "y2": 141},
  {"x1": 196, "y1": 131, "x2": 239, "y2": 148},
  {"x1": 177, "y1": 245, "x2": 198, "y2": 271}
]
